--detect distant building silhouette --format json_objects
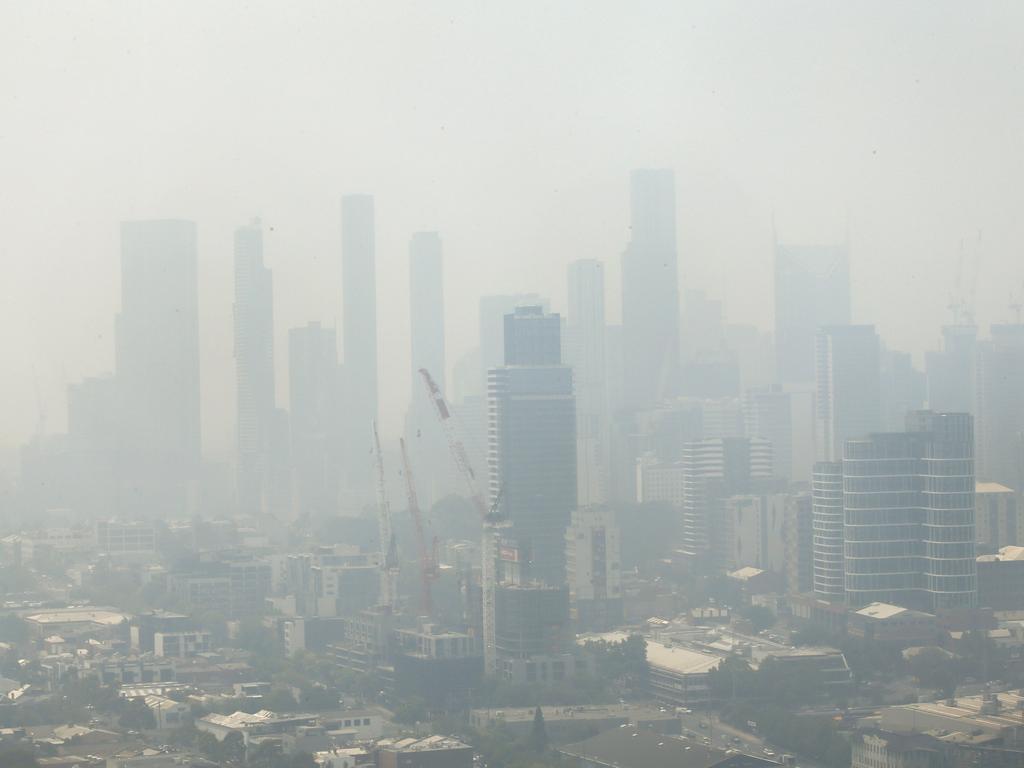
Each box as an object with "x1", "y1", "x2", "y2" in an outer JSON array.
[
  {"x1": 341, "y1": 194, "x2": 377, "y2": 500},
  {"x1": 233, "y1": 219, "x2": 277, "y2": 515},
  {"x1": 621, "y1": 169, "x2": 680, "y2": 408},
  {"x1": 774, "y1": 244, "x2": 851, "y2": 385},
  {"x1": 815, "y1": 325, "x2": 882, "y2": 463},
  {"x1": 975, "y1": 324, "x2": 1024, "y2": 490},
  {"x1": 115, "y1": 219, "x2": 200, "y2": 518}
]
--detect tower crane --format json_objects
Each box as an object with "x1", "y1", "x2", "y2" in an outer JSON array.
[
  {"x1": 419, "y1": 367, "x2": 506, "y2": 676},
  {"x1": 399, "y1": 437, "x2": 437, "y2": 616},
  {"x1": 371, "y1": 421, "x2": 399, "y2": 612}
]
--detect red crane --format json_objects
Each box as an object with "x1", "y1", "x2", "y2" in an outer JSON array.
[{"x1": 399, "y1": 437, "x2": 437, "y2": 615}]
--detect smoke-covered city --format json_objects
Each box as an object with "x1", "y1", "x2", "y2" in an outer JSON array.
[{"x1": 2, "y1": 3, "x2": 1024, "y2": 768}]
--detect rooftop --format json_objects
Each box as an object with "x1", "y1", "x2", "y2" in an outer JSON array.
[
  {"x1": 855, "y1": 602, "x2": 909, "y2": 619},
  {"x1": 977, "y1": 481, "x2": 1015, "y2": 494},
  {"x1": 978, "y1": 546, "x2": 1024, "y2": 563},
  {"x1": 24, "y1": 608, "x2": 128, "y2": 626}
]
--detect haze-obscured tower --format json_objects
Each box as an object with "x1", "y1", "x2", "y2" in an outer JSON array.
[
  {"x1": 926, "y1": 324, "x2": 977, "y2": 414},
  {"x1": 341, "y1": 194, "x2": 377, "y2": 498},
  {"x1": 621, "y1": 169, "x2": 679, "y2": 408},
  {"x1": 815, "y1": 325, "x2": 882, "y2": 462},
  {"x1": 234, "y1": 219, "x2": 276, "y2": 515},
  {"x1": 565, "y1": 259, "x2": 609, "y2": 505},
  {"x1": 975, "y1": 324, "x2": 1024, "y2": 490},
  {"x1": 489, "y1": 307, "x2": 577, "y2": 585},
  {"x1": 774, "y1": 244, "x2": 851, "y2": 385},
  {"x1": 115, "y1": 220, "x2": 200, "y2": 518},
  {"x1": 289, "y1": 322, "x2": 339, "y2": 519},
  {"x1": 405, "y1": 232, "x2": 450, "y2": 504},
  {"x1": 811, "y1": 461, "x2": 845, "y2": 600}
]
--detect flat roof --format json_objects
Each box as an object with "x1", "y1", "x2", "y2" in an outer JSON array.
[
  {"x1": 645, "y1": 640, "x2": 722, "y2": 675},
  {"x1": 978, "y1": 545, "x2": 1024, "y2": 562},
  {"x1": 855, "y1": 602, "x2": 908, "y2": 619},
  {"x1": 977, "y1": 482, "x2": 1015, "y2": 494},
  {"x1": 25, "y1": 609, "x2": 128, "y2": 626}
]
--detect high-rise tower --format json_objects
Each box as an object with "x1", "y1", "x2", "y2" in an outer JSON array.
[
  {"x1": 234, "y1": 219, "x2": 276, "y2": 515},
  {"x1": 621, "y1": 169, "x2": 679, "y2": 409},
  {"x1": 406, "y1": 231, "x2": 450, "y2": 505},
  {"x1": 774, "y1": 244, "x2": 851, "y2": 385},
  {"x1": 566, "y1": 259, "x2": 609, "y2": 505},
  {"x1": 489, "y1": 307, "x2": 577, "y2": 585},
  {"x1": 815, "y1": 325, "x2": 882, "y2": 463},
  {"x1": 341, "y1": 195, "x2": 377, "y2": 498},
  {"x1": 115, "y1": 219, "x2": 200, "y2": 518}
]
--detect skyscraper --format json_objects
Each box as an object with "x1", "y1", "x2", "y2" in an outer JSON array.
[
  {"x1": 489, "y1": 307, "x2": 577, "y2": 585},
  {"x1": 406, "y1": 231, "x2": 450, "y2": 505},
  {"x1": 565, "y1": 259, "x2": 609, "y2": 506},
  {"x1": 815, "y1": 325, "x2": 882, "y2": 463},
  {"x1": 341, "y1": 194, "x2": 377, "y2": 497},
  {"x1": 234, "y1": 219, "x2": 276, "y2": 515},
  {"x1": 289, "y1": 322, "x2": 340, "y2": 518},
  {"x1": 975, "y1": 324, "x2": 1024, "y2": 489},
  {"x1": 774, "y1": 244, "x2": 851, "y2": 385},
  {"x1": 744, "y1": 387, "x2": 793, "y2": 482},
  {"x1": 678, "y1": 436, "x2": 773, "y2": 567},
  {"x1": 843, "y1": 412, "x2": 976, "y2": 611},
  {"x1": 925, "y1": 324, "x2": 977, "y2": 414},
  {"x1": 811, "y1": 461, "x2": 845, "y2": 600},
  {"x1": 115, "y1": 219, "x2": 200, "y2": 518},
  {"x1": 478, "y1": 293, "x2": 547, "y2": 380},
  {"x1": 621, "y1": 169, "x2": 680, "y2": 409}
]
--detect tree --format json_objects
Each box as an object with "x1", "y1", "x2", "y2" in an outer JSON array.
[
  {"x1": 529, "y1": 706, "x2": 549, "y2": 754},
  {"x1": 0, "y1": 748, "x2": 40, "y2": 768}
]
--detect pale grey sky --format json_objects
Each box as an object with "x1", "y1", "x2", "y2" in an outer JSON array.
[{"x1": 2, "y1": 0, "x2": 1023, "y2": 468}]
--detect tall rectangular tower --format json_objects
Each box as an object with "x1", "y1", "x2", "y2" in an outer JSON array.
[
  {"x1": 621, "y1": 169, "x2": 680, "y2": 409},
  {"x1": 774, "y1": 244, "x2": 851, "y2": 385},
  {"x1": 489, "y1": 309, "x2": 577, "y2": 586},
  {"x1": 115, "y1": 219, "x2": 200, "y2": 518},
  {"x1": 341, "y1": 194, "x2": 377, "y2": 497},
  {"x1": 566, "y1": 259, "x2": 609, "y2": 506},
  {"x1": 234, "y1": 219, "x2": 276, "y2": 515},
  {"x1": 815, "y1": 325, "x2": 882, "y2": 462},
  {"x1": 406, "y1": 231, "x2": 450, "y2": 504},
  {"x1": 975, "y1": 324, "x2": 1024, "y2": 489}
]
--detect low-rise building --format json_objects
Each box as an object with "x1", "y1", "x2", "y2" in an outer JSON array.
[
  {"x1": 847, "y1": 602, "x2": 938, "y2": 646},
  {"x1": 375, "y1": 736, "x2": 473, "y2": 768},
  {"x1": 978, "y1": 546, "x2": 1024, "y2": 610}
]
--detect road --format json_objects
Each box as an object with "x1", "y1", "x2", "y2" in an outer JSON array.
[{"x1": 674, "y1": 708, "x2": 826, "y2": 768}]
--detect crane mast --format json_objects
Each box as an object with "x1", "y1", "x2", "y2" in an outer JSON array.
[
  {"x1": 371, "y1": 421, "x2": 399, "y2": 612},
  {"x1": 418, "y1": 367, "x2": 502, "y2": 676},
  {"x1": 399, "y1": 437, "x2": 437, "y2": 616}
]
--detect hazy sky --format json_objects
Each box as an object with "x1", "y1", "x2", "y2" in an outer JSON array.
[{"x1": 2, "y1": 1, "x2": 1023, "y2": 471}]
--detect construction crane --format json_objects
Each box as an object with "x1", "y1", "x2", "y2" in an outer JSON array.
[
  {"x1": 399, "y1": 437, "x2": 437, "y2": 616},
  {"x1": 371, "y1": 421, "x2": 399, "y2": 612},
  {"x1": 419, "y1": 367, "x2": 506, "y2": 676}
]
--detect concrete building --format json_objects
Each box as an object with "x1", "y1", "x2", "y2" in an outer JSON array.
[
  {"x1": 153, "y1": 630, "x2": 212, "y2": 658},
  {"x1": 565, "y1": 507, "x2": 623, "y2": 631},
  {"x1": 678, "y1": 437, "x2": 773, "y2": 569},
  {"x1": 843, "y1": 412, "x2": 976, "y2": 611},
  {"x1": 478, "y1": 293, "x2": 548, "y2": 386},
  {"x1": 784, "y1": 492, "x2": 814, "y2": 596},
  {"x1": 847, "y1": 603, "x2": 937, "y2": 646},
  {"x1": 722, "y1": 493, "x2": 787, "y2": 573},
  {"x1": 494, "y1": 583, "x2": 578, "y2": 683},
  {"x1": 95, "y1": 519, "x2": 156, "y2": 556},
  {"x1": 489, "y1": 308, "x2": 577, "y2": 585},
  {"x1": 376, "y1": 736, "x2": 473, "y2": 768},
  {"x1": 977, "y1": 546, "x2": 1024, "y2": 609},
  {"x1": 975, "y1": 324, "x2": 1024, "y2": 490},
  {"x1": 115, "y1": 219, "x2": 200, "y2": 518},
  {"x1": 975, "y1": 482, "x2": 1020, "y2": 551},
  {"x1": 233, "y1": 219, "x2": 277, "y2": 516},
  {"x1": 815, "y1": 324, "x2": 882, "y2": 463},
  {"x1": 621, "y1": 169, "x2": 680, "y2": 408},
  {"x1": 774, "y1": 243, "x2": 851, "y2": 385},
  {"x1": 744, "y1": 387, "x2": 793, "y2": 481},
  {"x1": 340, "y1": 194, "x2": 378, "y2": 500},
  {"x1": 566, "y1": 259, "x2": 609, "y2": 506}
]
